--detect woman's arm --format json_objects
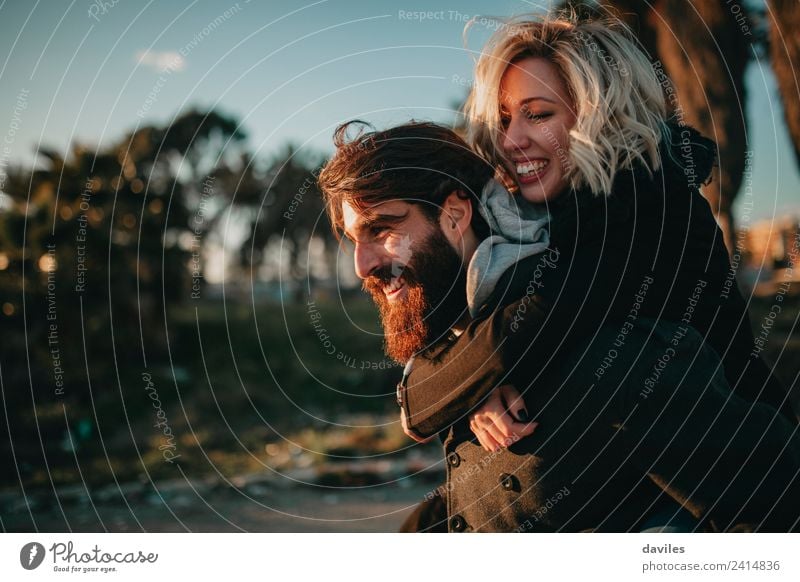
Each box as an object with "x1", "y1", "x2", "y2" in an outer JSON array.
[
  {"x1": 403, "y1": 233, "x2": 635, "y2": 437},
  {"x1": 618, "y1": 336, "x2": 800, "y2": 531}
]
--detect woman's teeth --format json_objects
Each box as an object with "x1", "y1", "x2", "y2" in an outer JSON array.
[{"x1": 516, "y1": 160, "x2": 549, "y2": 176}]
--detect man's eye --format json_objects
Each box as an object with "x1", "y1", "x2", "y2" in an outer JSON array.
[{"x1": 370, "y1": 225, "x2": 389, "y2": 237}]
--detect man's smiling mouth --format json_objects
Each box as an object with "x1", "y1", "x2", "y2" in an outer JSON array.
[{"x1": 384, "y1": 276, "x2": 406, "y2": 300}]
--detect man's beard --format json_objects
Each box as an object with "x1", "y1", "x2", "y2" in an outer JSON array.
[{"x1": 362, "y1": 228, "x2": 468, "y2": 363}]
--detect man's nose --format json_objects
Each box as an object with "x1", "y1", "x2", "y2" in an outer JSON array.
[
  {"x1": 502, "y1": 115, "x2": 531, "y2": 153},
  {"x1": 353, "y1": 241, "x2": 383, "y2": 280}
]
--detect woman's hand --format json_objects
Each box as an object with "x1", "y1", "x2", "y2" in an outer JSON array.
[{"x1": 469, "y1": 384, "x2": 538, "y2": 452}]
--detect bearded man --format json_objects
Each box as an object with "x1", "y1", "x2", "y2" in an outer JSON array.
[{"x1": 317, "y1": 120, "x2": 800, "y2": 533}]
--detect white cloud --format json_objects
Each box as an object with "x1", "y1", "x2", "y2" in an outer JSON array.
[{"x1": 135, "y1": 50, "x2": 185, "y2": 73}]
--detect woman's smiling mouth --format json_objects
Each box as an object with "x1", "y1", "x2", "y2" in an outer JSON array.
[{"x1": 515, "y1": 159, "x2": 550, "y2": 183}]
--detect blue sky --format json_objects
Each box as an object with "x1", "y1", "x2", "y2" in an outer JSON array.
[{"x1": 0, "y1": 0, "x2": 797, "y2": 220}]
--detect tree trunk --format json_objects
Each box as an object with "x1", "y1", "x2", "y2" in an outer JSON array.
[
  {"x1": 767, "y1": 0, "x2": 800, "y2": 169},
  {"x1": 603, "y1": 0, "x2": 751, "y2": 255}
]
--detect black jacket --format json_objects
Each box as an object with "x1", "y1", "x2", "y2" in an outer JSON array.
[
  {"x1": 404, "y1": 127, "x2": 795, "y2": 435},
  {"x1": 437, "y1": 319, "x2": 800, "y2": 532},
  {"x1": 401, "y1": 127, "x2": 800, "y2": 531}
]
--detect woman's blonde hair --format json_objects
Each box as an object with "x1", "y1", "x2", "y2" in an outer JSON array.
[{"x1": 464, "y1": 11, "x2": 671, "y2": 196}]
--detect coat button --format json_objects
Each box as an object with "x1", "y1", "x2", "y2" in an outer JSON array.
[
  {"x1": 447, "y1": 451, "x2": 461, "y2": 468},
  {"x1": 499, "y1": 473, "x2": 517, "y2": 491},
  {"x1": 449, "y1": 515, "x2": 467, "y2": 532}
]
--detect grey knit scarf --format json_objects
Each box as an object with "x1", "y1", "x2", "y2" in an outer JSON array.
[{"x1": 466, "y1": 179, "x2": 551, "y2": 316}]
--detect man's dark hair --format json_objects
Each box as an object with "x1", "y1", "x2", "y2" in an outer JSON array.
[{"x1": 318, "y1": 120, "x2": 493, "y2": 239}]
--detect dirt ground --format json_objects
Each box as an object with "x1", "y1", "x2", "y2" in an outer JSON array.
[{"x1": 1, "y1": 471, "x2": 441, "y2": 533}]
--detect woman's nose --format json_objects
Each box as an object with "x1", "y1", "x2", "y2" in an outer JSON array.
[
  {"x1": 353, "y1": 241, "x2": 383, "y2": 280},
  {"x1": 502, "y1": 115, "x2": 531, "y2": 153}
]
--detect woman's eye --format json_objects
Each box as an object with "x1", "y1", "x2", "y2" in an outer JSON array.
[
  {"x1": 524, "y1": 111, "x2": 552, "y2": 122},
  {"x1": 499, "y1": 111, "x2": 511, "y2": 128}
]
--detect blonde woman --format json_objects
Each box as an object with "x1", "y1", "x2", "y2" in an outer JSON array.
[{"x1": 399, "y1": 12, "x2": 798, "y2": 531}]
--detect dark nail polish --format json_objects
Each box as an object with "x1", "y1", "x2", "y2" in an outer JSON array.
[{"x1": 517, "y1": 409, "x2": 529, "y2": 422}]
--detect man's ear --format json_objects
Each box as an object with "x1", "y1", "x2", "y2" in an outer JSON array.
[{"x1": 439, "y1": 190, "x2": 473, "y2": 245}]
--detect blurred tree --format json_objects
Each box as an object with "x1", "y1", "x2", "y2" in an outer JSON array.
[
  {"x1": 766, "y1": 0, "x2": 800, "y2": 168},
  {"x1": 600, "y1": 0, "x2": 749, "y2": 254},
  {"x1": 0, "y1": 107, "x2": 247, "y2": 487},
  {"x1": 212, "y1": 144, "x2": 335, "y2": 299}
]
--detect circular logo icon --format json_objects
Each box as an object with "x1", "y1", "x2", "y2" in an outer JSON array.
[{"x1": 20, "y1": 542, "x2": 46, "y2": 570}]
